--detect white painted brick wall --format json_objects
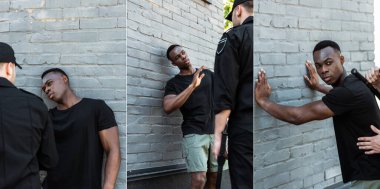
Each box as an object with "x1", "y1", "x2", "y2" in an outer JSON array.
[
  {"x1": 254, "y1": 0, "x2": 374, "y2": 188},
  {"x1": 127, "y1": 0, "x2": 223, "y2": 172},
  {"x1": 0, "y1": 0, "x2": 126, "y2": 188}
]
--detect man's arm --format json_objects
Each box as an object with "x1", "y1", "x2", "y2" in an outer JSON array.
[
  {"x1": 163, "y1": 66, "x2": 205, "y2": 114},
  {"x1": 256, "y1": 69, "x2": 334, "y2": 125},
  {"x1": 357, "y1": 125, "x2": 380, "y2": 155},
  {"x1": 38, "y1": 109, "x2": 59, "y2": 170},
  {"x1": 99, "y1": 127, "x2": 121, "y2": 189},
  {"x1": 304, "y1": 61, "x2": 332, "y2": 94},
  {"x1": 212, "y1": 109, "x2": 230, "y2": 160}
]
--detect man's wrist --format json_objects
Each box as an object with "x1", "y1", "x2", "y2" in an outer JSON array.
[
  {"x1": 256, "y1": 97, "x2": 268, "y2": 108},
  {"x1": 188, "y1": 83, "x2": 196, "y2": 90},
  {"x1": 103, "y1": 183, "x2": 114, "y2": 189}
]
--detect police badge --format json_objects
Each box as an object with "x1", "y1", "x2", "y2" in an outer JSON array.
[{"x1": 217, "y1": 37, "x2": 227, "y2": 55}]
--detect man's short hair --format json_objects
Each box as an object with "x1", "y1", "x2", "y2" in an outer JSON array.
[
  {"x1": 313, "y1": 40, "x2": 341, "y2": 54},
  {"x1": 241, "y1": 0, "x2": 253, "y2": 12},
  {"x1": 166, "y1": 44, "x2": 180, "y2": 61},
  {"x1": 41, "y1": 68, "x2": 69, "y2": 80}
]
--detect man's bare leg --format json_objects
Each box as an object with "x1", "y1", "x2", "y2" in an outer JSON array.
[
  {"x1": 191, "y1": 172, "x2": 207, "y2": 189},
  {"x1": 205, "y1": 172, "x2": 217, "y2": 189}
]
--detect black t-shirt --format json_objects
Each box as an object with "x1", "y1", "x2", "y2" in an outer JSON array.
[
  {"x1": 164, "y1": 69, "x2": 214, "y2": 136},
  {"x1": 44, "y1": 98, "x2": 117, "y2": 189},
  {"x1": 213, "y1": 16, "x2": 253, "y2": 132},
  {"x1": 322, "y1": 75, "x2": 380, "y2": 183}
]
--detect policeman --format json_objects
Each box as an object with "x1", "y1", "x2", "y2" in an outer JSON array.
[
  {"x1": 212, "y1": 0, "x2": 253, "y2": 188},
  {"x1": 0, "y1": 42, "x2": 58, "y2": 189}
]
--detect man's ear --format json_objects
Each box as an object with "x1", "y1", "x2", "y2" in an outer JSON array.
[
  {"x1": 5, "y1": 62, "x2": 14, "y2": 76},
  {"x1": 340, "y1": 55, "x2": 345, "y2": 65},
  {"x1": 236, "y1": 5, "x2": 243, "y2": 17},
  {"x1": 62, "y1": 75, "x2": 69, "y2": 84}
]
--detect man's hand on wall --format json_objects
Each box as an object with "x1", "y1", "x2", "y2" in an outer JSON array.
[{"x1": 255, "y1": 69, "x2": 272, "y2": 107}]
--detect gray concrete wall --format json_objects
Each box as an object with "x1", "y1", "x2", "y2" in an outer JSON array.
[
  {"x1": 0, "y1": 1, "x2": 126, "y2": 188},
  {"x1": 126, "y1": 0, "x2": 225, "y2": 186},
  {"x1": 254, "y1": 0, "x2": 374, "y2": 188}
]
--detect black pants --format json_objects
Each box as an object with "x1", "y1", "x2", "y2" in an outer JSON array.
[{"x1": 228, "y1": 127, "x2": 253, "y2": 189}]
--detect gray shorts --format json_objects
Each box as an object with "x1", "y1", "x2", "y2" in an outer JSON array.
[
  {"x1": 350, "y1": 180, "x2": 380, "y2": 189},
  {"x1": 182, "y1": 134, "x2": 218, "y2": 173}
]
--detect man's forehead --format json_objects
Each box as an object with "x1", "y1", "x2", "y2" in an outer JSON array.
[
  {"x1": 170, "y1": 46, "x2": 184, "y2": 55},
  {"x1": 314, "y1": 47, "x2": 337, "y2": 60},
  {"x1": 42, "y1": 72, "x2": 61, "y2": 83}
]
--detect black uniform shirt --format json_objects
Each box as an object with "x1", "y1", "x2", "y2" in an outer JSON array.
[
  {"x1": 0, "y1": 77, "x2": 58, "y2": 189},
  {"x1": 214, "y1": 16, "x2": 253, "y2": 132}
]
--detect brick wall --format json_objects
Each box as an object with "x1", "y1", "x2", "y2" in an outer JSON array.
[
  {"x1": 0, "y1": 1, "x2": 126, "y2": 188},
  {"x1": 254, "y1": 0, "x2": 374, "y2": 188},
  {"x1": 127, "y1": 0, "x2": 224, "y2": 172}
]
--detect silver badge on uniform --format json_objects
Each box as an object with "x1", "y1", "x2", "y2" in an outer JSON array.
[{"x1": 217, "y1": 38, "x2": 227, "y2": 55}]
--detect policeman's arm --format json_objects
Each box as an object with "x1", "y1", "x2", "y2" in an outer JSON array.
[
  {"x1": 38, "y1": 113, "x2": 59, "y2": 170},
  {"x1": 213, "y1": 109, "x2": 230, "y2": 160},
  {"x1": 163, "y1": 66, "x2": 205, "y2": 114},
  {"x1": 357, "y1": 125, "x2": 380, "y2": 155},
  {"x1": 99, "y1": 127, "x2": 121, "y2": 189},
  {"x1": 256, "y1": 70, "x2": 334, "y2": 125}
]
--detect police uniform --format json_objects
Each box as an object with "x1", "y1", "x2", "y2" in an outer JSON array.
[
  {"x1": 0, "y1": 77, "x2": 58, "y2": 189},
  {"x1": 213, "y1": 16, "x2": 253, "y2": 189}
]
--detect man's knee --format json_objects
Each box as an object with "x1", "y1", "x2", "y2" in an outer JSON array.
[{"x1": 191, "y1": 172, "x2": 207, "y2": 186}]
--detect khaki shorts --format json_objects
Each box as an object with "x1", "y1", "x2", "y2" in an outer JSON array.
[
  {"x1": 182, "y1": 134, "x2": 218, "y2": 173},
  {"x1": 350, "y1": 180, "x2": 380, "y2": 189}
]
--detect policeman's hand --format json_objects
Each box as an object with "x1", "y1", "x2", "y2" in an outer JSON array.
[
  {"x1": 304, "y1": 60, "x2": 320, "y2": 91},
  {"x1": 255, "y1": 69, "x2": 272, "y2": 107},
  {"x1": 190, "y1": 66, "x2": 206, "y2": 89},
  {"x1": 212, "y1": 132, "x2": 222, "y2": 160},
  {"x1": 365, "y1": 67, "x2": 380, "y2": 90},
  {"x1": 357, "y1": 125, "x2": 380, "y2": 155},
  {"x1": 224, "y1": 145, "x2": 228, "y2": 159}
]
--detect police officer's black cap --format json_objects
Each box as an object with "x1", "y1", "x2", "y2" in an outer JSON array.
[
  {"x1": 0, "y1": 42, "x2": 22, "y2": 69},
  {"x1": 226, "y1": 0, "x2": 250, "y2": 21}
]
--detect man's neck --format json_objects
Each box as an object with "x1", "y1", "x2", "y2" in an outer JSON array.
[
  {"x1": 56, "y1": 89, "x2": 82, "y2": 110},
  {"x1": 332, "y1": 71, "x2": 347, "y2": 88},
  {"x1": 179, "y1": 66, "x2": 194, "y2": 75},
  {"x1": 239, "y1": 14, "x2": 253, "y2": 25}
]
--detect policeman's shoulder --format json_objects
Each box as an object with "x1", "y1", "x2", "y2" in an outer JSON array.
[{"x1": 19, "y1": 89, "x2": 44, "y2": 102}]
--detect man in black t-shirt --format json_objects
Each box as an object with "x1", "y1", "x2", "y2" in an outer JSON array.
[
  {"x1": 163, "y1": 45, "x2": 217, "y2": 189},
  {"x1": 255, "y1": 40, "x2": 380, "y2": 187},
  {"x1": 40, "y1": 68, "x2": 121, "y2": 189}
]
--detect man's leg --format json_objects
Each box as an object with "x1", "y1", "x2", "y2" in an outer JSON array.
[
  {"x1": 191, "y1": 172, "x2": 207, "y2": 189},
  {"x1": 183, "y1": 134, "x2": 210, "y2": 189},
  {"x1": 228, "y1": 128, "x2": 253, "y2": 189},
  {"x1": 206, "y1": 134, "x2": 218, "y2": 189},
  {"x1": 206, "y1": 172, "x2": 217, "y2": 189}
]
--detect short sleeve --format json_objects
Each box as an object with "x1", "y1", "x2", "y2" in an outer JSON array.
[
  {"x1": 164, "y1": 79, "x2": 177, "y2": 96},
  {"x1": 322, "y1": 87, "x2": 356, "y2": 116},
  {"x1": 96, "y1": 100, "x2": 117, "y2": 131}
]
